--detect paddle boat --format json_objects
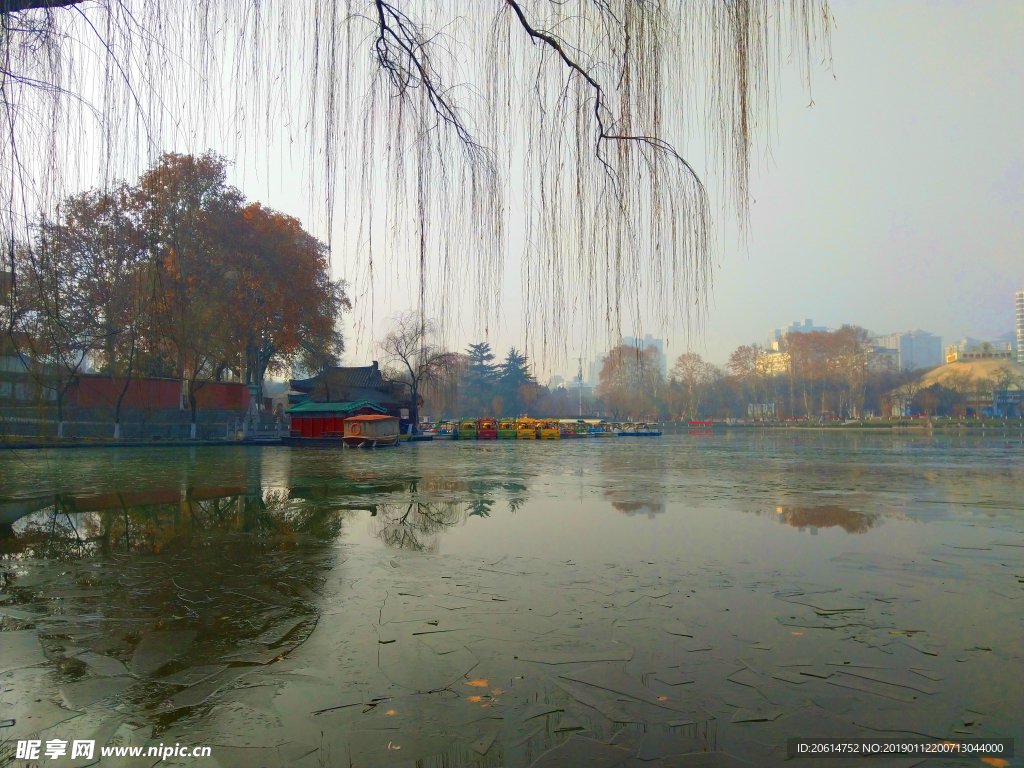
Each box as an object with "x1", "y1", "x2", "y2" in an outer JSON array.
[
  {"x1": 516, "y1": 418, "x2": 537, "y2": 439},
  {"x1": 434, "y1": 421, "x2": 458, "y2": 439},
  {"x1": 617, "y1": 422, "x2": 663, "y2": 437},
  {"x1": 538, "y1": 420, "x2": 561, "y2": 439},
  {"x1": 559, "y1": 419, "x2": 587, "y2": 438},
  {"x1": 477, "y1": 417, "x2": 498, "y2": 440},
  {"x1": 456, "y1": 420, "x2": 478, "y2": 440},
  {"x1": 497, "y1": 419, "x2": 518, "y2": 439}
]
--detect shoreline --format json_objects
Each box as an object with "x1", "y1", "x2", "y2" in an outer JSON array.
[{"x1": 3, "y1": 423, "x2": 1023, "y2": 450}]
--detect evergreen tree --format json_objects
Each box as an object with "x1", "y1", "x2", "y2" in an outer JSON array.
[
  {"x1": 497, "y1": 347, "x2": 536, "y2": 415},
  {"x1": 463, "y1": 342, "x2": 498, "y2": 411}
]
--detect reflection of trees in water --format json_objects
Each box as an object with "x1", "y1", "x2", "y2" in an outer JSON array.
[
  {"x1": 601, "y1": 452, "x2": 667, "y2": 519},
  {"x1": 749, "y1": 505, "x2": 881, "y2": 534},
  {"x1": 372, "y1": 501, "x2": 466, "y2": 552},
  {"x1": 0, "y1": 487, "x2": 339, "y2": 728},
  {"x1": 356, "y1": 472, "x2": 529, "y2": 550},
  {"x1": 610, "y1": 500, "x2": 666, "y2": 518},
  {"x1": 2, "y1": 487, "x2": 346, "y2": 560},
  {"x1": 467, "y1": 498, "x2": 493, "y2": 518}
]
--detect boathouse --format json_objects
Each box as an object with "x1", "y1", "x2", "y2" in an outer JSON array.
[
  {"x1": 287, "y1": 362, "x2": 412, "y2": 433},
  {"x1": 285, "y1": 399, "x2": 387, "y2": 438}
]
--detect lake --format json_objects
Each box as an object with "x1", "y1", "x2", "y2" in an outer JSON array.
[{"x1": 1, "y1": 433, "x2": 1022, "y2": 767}]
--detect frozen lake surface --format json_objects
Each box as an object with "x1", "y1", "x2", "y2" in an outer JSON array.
[{"x1": 1, "y1": 433, "x2": 1022, "y2": 766}]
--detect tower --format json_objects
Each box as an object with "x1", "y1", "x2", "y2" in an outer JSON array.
[{"x1": 1016, "y1": 289, "x2": 1024, "y2": 365}]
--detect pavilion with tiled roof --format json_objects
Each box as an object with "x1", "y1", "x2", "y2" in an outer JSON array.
[{"x1": 286, "y1": 362, "x2": 412, "y2": 436}]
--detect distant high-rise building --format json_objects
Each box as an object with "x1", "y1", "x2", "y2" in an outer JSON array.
[
  {"x1": 994, "y1": 331, "x2": 1017, "y2": 352},
  {"x1": 875, "y1": 330, "x2": 943, "y2": 371},
  {"x1": 623, "y1": 334, "x2": 667, "y2": 379},
  {"x1": 947, "y1": 337, "x2": 986, "y2": 354},
  {"x1": 867, "y1": 346, "x2": 900, "y2": 372},
  {"x1": 1016, "y1": 289, "x2": 1024, "y2": 365},
  {"x1": 767, "y1": 318, "x2": 829, "y2": 350}
]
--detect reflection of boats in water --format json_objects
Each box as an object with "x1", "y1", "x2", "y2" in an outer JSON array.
[
  {"x1": 476, "y1": 418, "x2": 498, "y2": 440},
  {"x1": 497, "y1": 419, "x2": 518, "y2": 439},
  {"x1": 516, "y1": 418, "x2": 537, "y2": 439},
  {"x1": 342, "y1": 415, "x2": 401, "y2": 448}
]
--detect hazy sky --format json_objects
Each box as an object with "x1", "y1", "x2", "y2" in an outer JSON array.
[{"x1": 217, "y1": 0, "x2": 1023, "y2": 379}]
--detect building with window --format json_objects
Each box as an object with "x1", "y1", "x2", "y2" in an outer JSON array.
[
  {"x1": 766, "y1": 319, "x2": 829, "y2": 351},
  {"x1": 875, "y1": 330, "x2": 943, "y2": 371},
  {"x1": 1016, "y1": 289, "x2": 1023, "y2": 365},
  {"x1": 756, "y1": 350, "x2": 791, "y2": 376},
  {"x1": 867, "y1": 346, "x2": 900, "y2": 372}
]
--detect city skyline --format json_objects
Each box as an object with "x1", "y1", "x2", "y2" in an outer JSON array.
[
  {"x1": 400, "y1": 300, "x2": 1021, "y2": 387},
  {"x1": 551, "y1": 304, "x2": 1020, "y2": 385}
]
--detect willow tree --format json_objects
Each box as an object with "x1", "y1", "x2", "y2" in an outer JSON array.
[{"x1": 2, "y1": 1, "x2": 831, "y2": 360}]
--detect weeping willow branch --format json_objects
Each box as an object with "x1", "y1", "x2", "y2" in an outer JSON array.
[
  {"x1": 1, "y1": 0, "x2": 832, "y2": 366},
  {"x1": 505, "y1": 0, "x2": 700, "y2": 180}
]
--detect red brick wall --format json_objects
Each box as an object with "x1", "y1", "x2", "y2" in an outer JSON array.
[{"x1": 70, "y1": 376, "x2": 248, "y2": 411}]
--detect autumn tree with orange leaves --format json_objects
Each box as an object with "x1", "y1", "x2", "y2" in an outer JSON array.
[
  {"x1": 597, "y1": 344, "x2": 663, "y2": 421},
  {"x1": 140, "y1": 153, "x2": 348, "y2": 431},
  {"x1": 222, "y1": 201, "x2": 350, "y2": 398},
  {"x1": 10, "y1": 152, "x2": 348, "y2": 437}
]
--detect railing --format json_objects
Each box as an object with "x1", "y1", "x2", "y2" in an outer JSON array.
[{"x1": 0, "y1": 411, "x2": 284, "y2": 442}]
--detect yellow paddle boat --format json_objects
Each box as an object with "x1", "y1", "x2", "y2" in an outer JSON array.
[
  {"x1": 516, "y1": 418, "x2": 537, "y2": 439},
  {"x1": 538, "y1": 419, "x2": 561, "y2": 439}
]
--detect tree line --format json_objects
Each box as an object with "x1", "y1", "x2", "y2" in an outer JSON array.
[
  {"x1": 4, "y1": 152, "x2": 348, "y2": 435},
  {"x1": 594, "y1": 328, "x2": 921, "y2": 421},
  {"x1": 393, "y1": 322, "x2": 1021, "y2": 423},
  {"x1": 379, "y1": 314, "x2": 593, "y2": 423},
  {"x1": 596, "y1": 327, "x2": 1022, "y2": 421}
]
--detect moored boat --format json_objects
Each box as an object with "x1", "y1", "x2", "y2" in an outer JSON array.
[
  {"x1": 617, "y1": 421, "x2": 662, "y2": 437},
  {"x1": 538, "y1": 420, "x2": 561, "y2": 439},
  {"x1": 477, "y1": 418, "x2": 498, "y2": 439},
  {"x1": 497, "y1": 419, "x2": 518, "y2": 439},
  {"x1": 559, "y1": 419, "x2": 586, "y2": 438},
  {"x1": 516, "y1": 418, "x2": 537, "y2": 439},
  {"x1": 457, "y1": 420, "x2": 478, "y2": 440},
  {"x1": 342, "y1": 415, "x2": 401, "y2": 448}
]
